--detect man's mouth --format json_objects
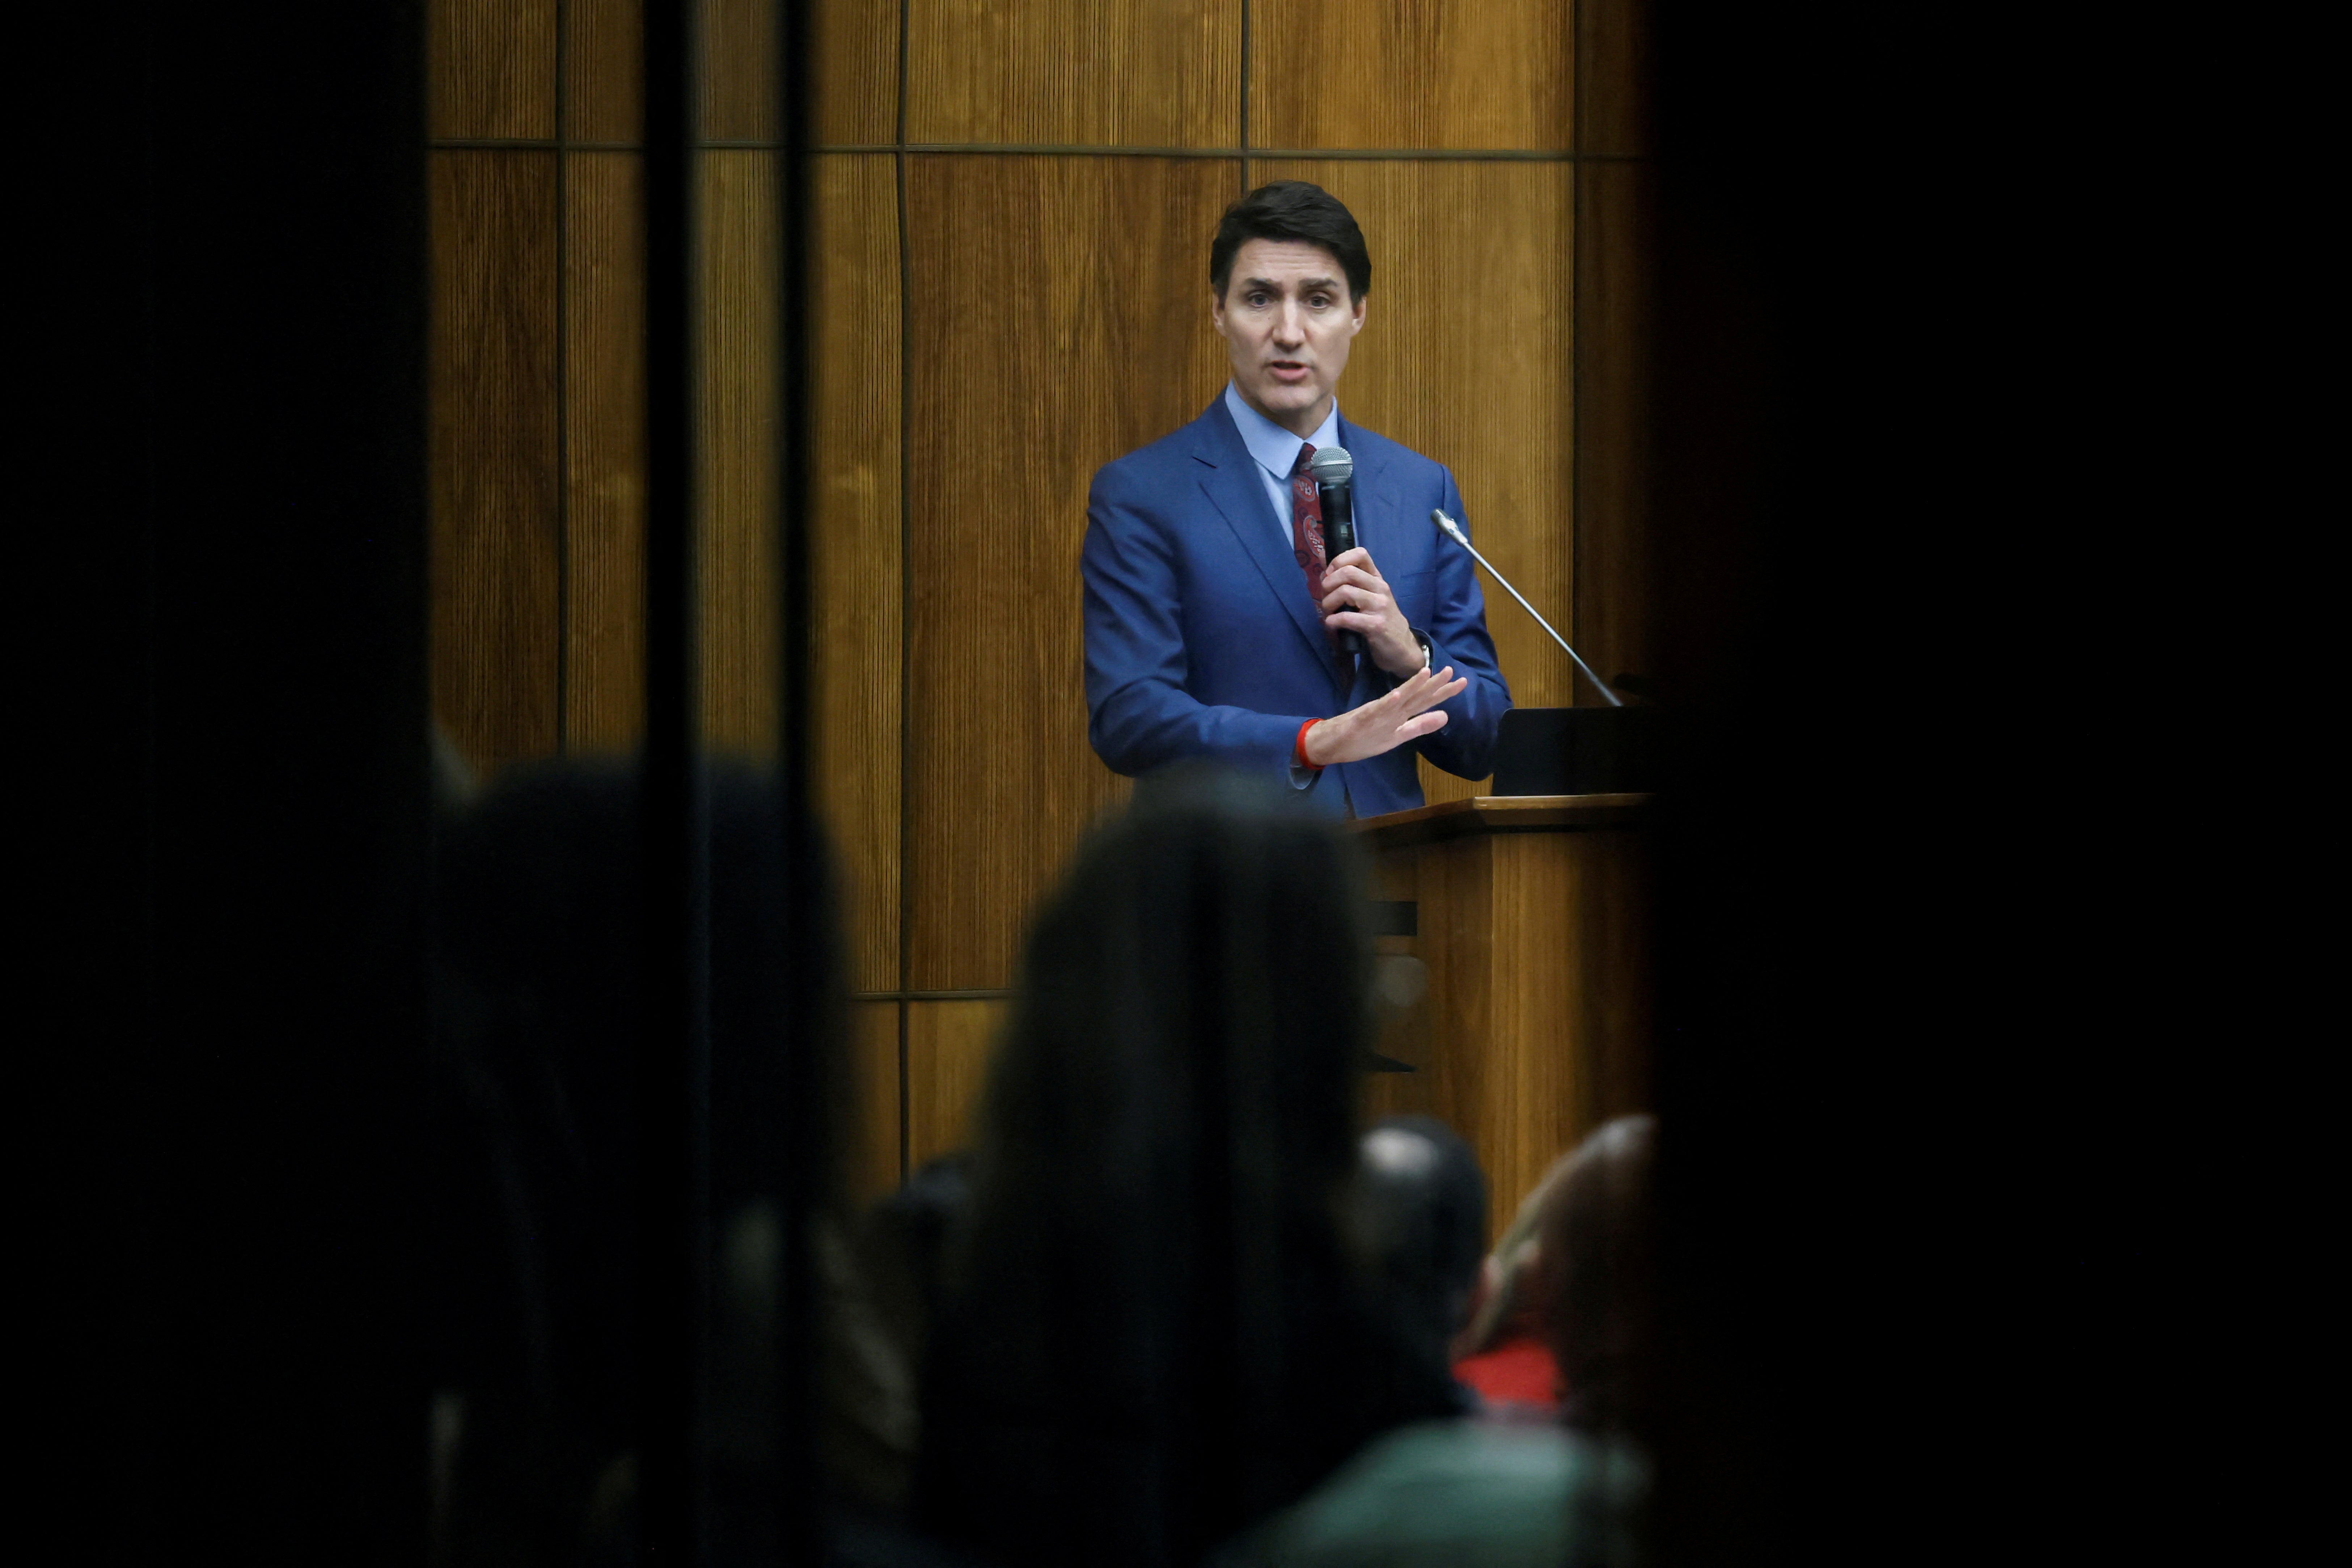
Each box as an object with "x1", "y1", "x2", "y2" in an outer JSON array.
[{"x1": 1268, "y1": 360, "x2": 1311, "y2": 383}]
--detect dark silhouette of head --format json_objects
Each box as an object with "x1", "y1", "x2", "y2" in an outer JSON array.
[
  {"x1": 1355, "y1": 1115, "x2": 1489, "y2": 1379},
  {"x1": 1540, "y1": 1115, "x2": 1659, "y2": 1445},
  {"x1": 917, "y1": 770, "x2": 1455, "y2": 1567}
]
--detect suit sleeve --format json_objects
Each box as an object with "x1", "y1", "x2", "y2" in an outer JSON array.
[
  {"x1": 1083, "y1": 464, "x2": 1307, "y2": 781},
  {"x1": 1409, "y1": 466, "x2": 1512, "y2": 781}
]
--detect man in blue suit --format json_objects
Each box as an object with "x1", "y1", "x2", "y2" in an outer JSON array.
[{"x1": 1082, "y1": 181, "x2": 1511, "y2": 817}]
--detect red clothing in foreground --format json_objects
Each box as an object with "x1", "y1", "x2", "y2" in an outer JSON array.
[{"x1": 1452, "y1": 1332, "x2": 1560, "y2": 1413}]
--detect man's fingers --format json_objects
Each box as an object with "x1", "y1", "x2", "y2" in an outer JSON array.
[
  {"x1": 1327, "y1": 547, "x2": 1375, "y2": 574},
  {"x1": 1395, "y1": 710, "x2": 1450, "y2": 743}
]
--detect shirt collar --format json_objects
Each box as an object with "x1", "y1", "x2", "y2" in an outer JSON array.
[{"x1": 1224, "y1": 381, "x2": 1342, "y2": 482}]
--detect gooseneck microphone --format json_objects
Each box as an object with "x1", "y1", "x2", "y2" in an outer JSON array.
[
  {"x1": 1432, "y1": 509, "x2": 1622, "y2": 707},
  {"x1": 1307, "y1": 445, "x2": 1363, "y2": 656}
]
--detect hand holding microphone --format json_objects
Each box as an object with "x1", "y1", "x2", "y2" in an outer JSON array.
[{"x1": 1309, "y1": 446, "x2": 1423, "y2": 676}]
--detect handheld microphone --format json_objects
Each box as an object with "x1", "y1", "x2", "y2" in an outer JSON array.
[
  {"x1": 1431, "y1": 509, "x2": 1622, "y2": 707},
  {"x1": 1307, "y1": 446, "x2": 1363, "y2": 656}
]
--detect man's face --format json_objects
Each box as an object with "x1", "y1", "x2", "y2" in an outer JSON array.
[{"x1": 1213, "y1": 238, "x2": 1367, "y2": 437}]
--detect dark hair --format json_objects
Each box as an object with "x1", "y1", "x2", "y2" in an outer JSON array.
[
  {"x1": 916, "y1": 770, "x2": 1454, "y2": 1567},
  {"x1": 1210, "y1": 180, "x2": 1371, "y2": 302},
  {"x1": 1356, "y1": 1115, "x2": 1490, "y2": 1369},
  {"x1": 1541, "y1": 1114, "x2": 1659, "y2": 1444}
]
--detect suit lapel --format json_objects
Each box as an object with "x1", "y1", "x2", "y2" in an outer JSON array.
[
  {"x1": 1337, "y1": 415, "x2": 1401, "y2": 571},
  {"x1": 1191, "y1": 400, "x2": 1346, "y2": 684}
]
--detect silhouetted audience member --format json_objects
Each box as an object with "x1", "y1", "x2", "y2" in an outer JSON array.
[
  {"x1": 857, "y1": 1153, "x2": 974, "y2": 1423},
  {"x1": 915, "y1": 773, "x2": 1459, "y2": 1568},
  {"x1": 1540, "y1": 1115, "x2": 1658, "y2": 1446},
  {"x1": 1450, "y1": 1153, "x2": 1577, "y2": 1416},
  {"x1": 425, "y1": 756, "x2": 859, "y2": 1566},
  {"x1": 1354, "y1": 1116, "x2": 1487, "y2": 1402},
  {"x1": 1214, "y1": 1115, "x2": 1660, "y2": 1567}
]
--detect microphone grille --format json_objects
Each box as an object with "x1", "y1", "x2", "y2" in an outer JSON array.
[{"x1": 1306, "y1": 445, "x2": 1354, "y2": 485}]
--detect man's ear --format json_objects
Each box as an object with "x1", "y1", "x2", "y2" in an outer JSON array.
[
  {"x1": 1210, "y1": 288, "x2": 1230, "y2": 337},
  {"x1": 1350, "y1": 296, "x2": 1369, "y2": 334}
]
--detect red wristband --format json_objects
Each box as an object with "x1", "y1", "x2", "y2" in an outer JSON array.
[{"x1": 1294, "y1": 718, "x2": 1324, "y2": 773}]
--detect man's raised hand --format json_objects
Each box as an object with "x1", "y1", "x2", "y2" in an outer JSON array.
[{"x1": 1302, "y1": 664, "x2": 1469, "y2": 768}]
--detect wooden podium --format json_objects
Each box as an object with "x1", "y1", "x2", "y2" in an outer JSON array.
[{"x1": 1352, "y1": 794, "x2": 1653, "y2": 1239}]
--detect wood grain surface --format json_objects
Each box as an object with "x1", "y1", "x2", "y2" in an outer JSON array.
[
  {"x1": 430, "y1": 0, "x2": 556, "y2": 140},
  {"x1": 1353, "y1": 792, "x2": 1653, "y2": 849},
  {"x1": 700, "y1": 0, "x2": 779, "y2": 143},
  {"x1": 568, "y1": 0, "x2": 644, "y2": 143},
  {"x1": 1250, "y1": 0, "x2": 1571, "y2": 152},
  {"x1": 810, "y1": 155, "x2": 903, "y2": 993},
  {"x1": 564, "y1": 152, "x2": 649, "y2": 751},
  {"x1": 1359, "y1": 816, "x2": 1650, "y2": 1242},
  {"x1": 697, "y1": 151, "x2": 782, "y2": 755},
  {"x1": 813, "y1": 0, "x2": 900, "y2": 145},
  {"x1": 431, "y1": 151, "x2": 561, "y2": 775},
  {"x1": 904, "y1": 0, "x2": 1240, "y2": 147},
  {"x1": 905, "y1": 998, "x2": 1010, "y2": 1172},
  {"x1": 902, "y1": 154, "x2": 1226, "y2": 989},
  {"x1": 1573, "y1": 160, "x2": 1651, "y2": 698},
  {"x1": 1248, "y1": 159, "x2": 1574, "y2": 801}
]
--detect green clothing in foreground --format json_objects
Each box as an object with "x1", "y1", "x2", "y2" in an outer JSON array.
[{"x1": 1215, "y1": 1418, "x2": 1646, "y2": 1568}]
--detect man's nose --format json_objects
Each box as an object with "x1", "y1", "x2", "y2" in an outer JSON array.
[{"x1": 1273, "y1": 300, "x2": 1306, "y2": 344}]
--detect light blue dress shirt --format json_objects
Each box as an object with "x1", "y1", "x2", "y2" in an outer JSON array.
[{"x1": 1223, "y1": 380, "x2": 1343, "y2": 546}]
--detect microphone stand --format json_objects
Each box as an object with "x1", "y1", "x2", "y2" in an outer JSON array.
[{"x1": 1432, "y1": 510, "x2": 1622, "y2": 707}]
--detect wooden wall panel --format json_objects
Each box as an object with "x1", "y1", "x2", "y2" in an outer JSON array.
[
  {"x1": 701, "y1": 0, "x2": 779, "y2": 143},
  {"x1": 697, "y1": 151, "x2": 781, "y2": 754},
  {"x1": 430, "y1": 0, "x2": 557, "y2": 140},
  {"x1": 848, "y1": 1000, "x2": 905, "y2": 1205},
  {"x1": 431, "y1": 151, "x2": 562, "y2": 775},
  {"x1": 905, "y1": 999, "x2": 1009, "y2": 1172},
  {"x1": 569, "y1": 0, "x2": 644, "y2": 143},
  {"x1": 1251, "y1": 159, "x2": 1573, "y2": 798},
  {"x1": 1250, "y1": 0, "x2": 1571, "y2": 151},
  {"x1": 565, "y1": 152, "x2": 649, "y2": 750},
  {"x1": 811, "y1": 155, "x2": 903, "y2": 992},
  {"x1": 815, "y1": 0, "x2": 900, "y2": 145},
  {"x1": 903, "y1": 155, "x2": 1228, "y2": 989},
  {"x1": 1573, "y1": 160, "x2": 1651, "y2": 697},
  {"x1": 904, "y1": 0, "x2": 1240, "y2": 147}
]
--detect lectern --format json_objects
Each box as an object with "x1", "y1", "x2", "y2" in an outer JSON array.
[{"x1": 1353, "y1": 794, "x2": 1653, "y2": 1239}]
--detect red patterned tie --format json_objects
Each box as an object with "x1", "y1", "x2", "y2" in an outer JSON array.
[{"x1": 1291, "y1": 443, "x2": 1330, "y2": 641}]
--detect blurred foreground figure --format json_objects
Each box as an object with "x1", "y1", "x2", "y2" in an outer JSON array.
[
  {"x1": 916, "y1": 773, "x2": 1457, "y2": 1567},
  {"x1": 1217, "y1": 1115, "x2": 1658, "y2": 1567},
  {"x1": 427, "y1": 758, "x2": 879, "y2": 1565},
  {"x1": 1354, "y1": 1116, "x2": 1488, "y2": 1404},
  {"x1": 1540, "y1": 1116, "x2": 1659, "y2": 1445}
]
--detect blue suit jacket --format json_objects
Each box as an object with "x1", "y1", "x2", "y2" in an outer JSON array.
[{"x1": 1083, "y1": 394, "x2": 1511, "y2": 816}]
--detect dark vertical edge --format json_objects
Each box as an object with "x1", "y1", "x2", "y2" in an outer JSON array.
[
  {"x1": 773, "y1": 0, "x2": 824, "y2": 1561},
  {"x1": 639, "y1": 0, "x2": 708, "y2": 1560},
  {"x1": 894, "y1": 4, "x2": 915, "y2": 1179},
  {"x1": 42, "y1": 0, "x2": 432, "y2": 1551},
  {"x1": 1567, "y1": 0, "x2": 1586, "y2": 697},
  {"x1": 1238, "y1": 0, "x2": 1252, "y2": 195},
  {"x1": 555, "y1": 0, "x2": 572, "y2": 748}
]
